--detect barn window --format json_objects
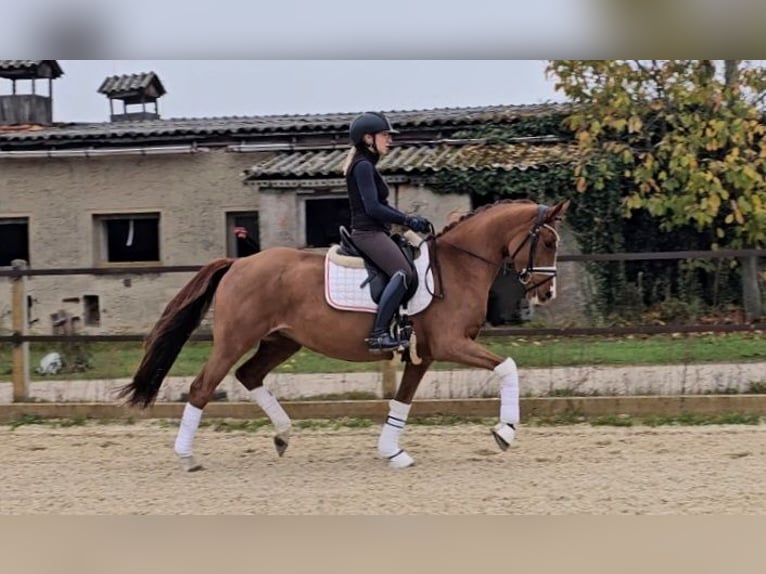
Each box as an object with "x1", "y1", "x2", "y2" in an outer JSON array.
[
  {"x1": 95, "y1": 213, "x2": 160, "y2": 263},
  {"x1": 304, "y1": 197, "x2": 350, "y2": 248},
  {"x1": 226, "y1": 211, "x2": 260, "y2": 257},
  {"x1": 0, "y1": 218, "x2": 30, "y2": 267}
]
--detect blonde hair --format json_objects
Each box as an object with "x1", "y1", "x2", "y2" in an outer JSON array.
[
  {"x1": 341, "y1": 146, "x2": 358, "y2": 176},
  {"x1": 447, "y1": 209, "x2": 468, "y2": 224}
]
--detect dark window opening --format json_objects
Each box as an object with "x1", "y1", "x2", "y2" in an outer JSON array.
[
  {"x1": 27, "y1": 295, "x2": 37, "y2": 327},
  {"x1": 305, "y1": 197, "x2": 350, "y2": 248},
  {"x1": 228, "y1": 212, "x2": 260, "y2": 257},
  {"x1": 0, "y1": 218, "x2": 30, "y2": 266},
  {"x1": 83, "y1": 295, "x2": 101, "y2": 326},
  {"x1": 470, "y1": 191, "x2": 498, "y2": 210},
  {"x1": 470, "y1": 193, "x2": 531, "y2": 324},
  {"x1": 486, "y1": 266, "x2": 530, "y2": 325},
  {"x1": 101, "y1": 215, "x2": 160, "y2": 262}
]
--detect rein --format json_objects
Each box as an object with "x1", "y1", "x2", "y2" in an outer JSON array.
[
  {"x1": 439, "y1": 239, "x2": 499, "y2": 267},
  {"x1": 424, "y1": 233, "x2": 446, "y2": 300}
]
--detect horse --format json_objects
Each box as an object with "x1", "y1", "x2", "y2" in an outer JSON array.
[{"x1": 119, "y1": 198, "x2": 569, "y2": 471}]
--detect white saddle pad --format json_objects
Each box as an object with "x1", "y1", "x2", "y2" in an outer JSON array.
[{"x1": 324, "y1": 241, "x2": 435, "y2": 315}]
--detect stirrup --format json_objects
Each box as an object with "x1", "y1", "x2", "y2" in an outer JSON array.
[{"x1": 366, "y1": 334, "x2": 409, "y2": 353}]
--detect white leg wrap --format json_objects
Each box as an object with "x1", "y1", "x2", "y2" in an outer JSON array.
[
  {"x1": 378, "y1": 400, "x2": 413, "y2": 467},
  {"x1": 251, "y1": 386, "x2": 292, "y2": 436},
  {"x1": 174, "y1": 403, "x2": 203, "y2": 458},
  {"x1": 494, "y1": 358, "x2": 519, "y2": 425}
]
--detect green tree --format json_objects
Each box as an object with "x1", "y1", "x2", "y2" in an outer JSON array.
[{"x1": 548, "y1": 60, "x2": 766, "y2": 319}]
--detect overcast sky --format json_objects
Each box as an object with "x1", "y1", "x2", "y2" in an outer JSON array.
[{"x1": 43, "y1": 60, "x2": 566, "y2": 124}]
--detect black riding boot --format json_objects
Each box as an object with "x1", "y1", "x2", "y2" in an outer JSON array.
[{"x1": 366, "y1": 271, "x2": 409, "y2": 353}]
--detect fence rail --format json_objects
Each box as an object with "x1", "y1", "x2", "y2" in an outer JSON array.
[
  {"x1": 0, "y1": 265, "x2": 202, "y2": 278},
  {"x1": 1, "y1": 248, "x2": 764, "y2": 278},
  {"x1": 1, "y1": 322, "x2": 765, "y2": 345}
]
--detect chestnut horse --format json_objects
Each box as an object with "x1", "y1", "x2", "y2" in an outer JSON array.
[{"x1": 119, "y1": 199, "x2": 569, "y2": 471}]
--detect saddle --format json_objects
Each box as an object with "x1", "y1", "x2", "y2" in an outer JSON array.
[{"x1": 336, "y1": 226, "x2": 419, "y2": 305}]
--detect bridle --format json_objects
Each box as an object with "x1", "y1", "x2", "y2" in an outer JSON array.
[
  {"x1": 426, "y1": 204, "x2": 560, "y2": 297},
  {"x1": 508, "y1": 205, "x2": 560, "y2": 292}
]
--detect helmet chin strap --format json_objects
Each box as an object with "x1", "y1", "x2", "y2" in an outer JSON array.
[{"x1": 367, "y1": 135, "x2": 379, "y2": 155}]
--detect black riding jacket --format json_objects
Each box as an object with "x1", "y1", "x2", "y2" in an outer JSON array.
[{"x1": 346, "y1": 151, "x2": 407, "y2": 232}]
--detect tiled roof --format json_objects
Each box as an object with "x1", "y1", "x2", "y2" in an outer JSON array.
[
  {"x1": 0, "y1": 103, "x2": 570, "y2": 146},
  {"x1": 0, "y1": 60, "x2": 63, "y2": 79},
  {"x1": 0, "y1": 60, "x2": 41, "y2": 70},
  {"x1": 98, "y1": 72, "x2": 166, "y2": 101},
  {"x1": 243, "y1": 140, "x2": 577, "y2": 180}
]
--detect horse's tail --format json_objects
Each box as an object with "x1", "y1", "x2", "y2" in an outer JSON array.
[{"x1": 117, "y1": 258, "x2": 235, "y2": 408}]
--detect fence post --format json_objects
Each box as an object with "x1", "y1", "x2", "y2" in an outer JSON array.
[
  {"x1": 741, "y1": 254, "x2": 763, "y2": 322},
  {"x1": 381, "y1": 359, "x2": 398, "y2": 399},
  {"x1": 11, "y1": 260, "x2": 30, "y2": 402}
]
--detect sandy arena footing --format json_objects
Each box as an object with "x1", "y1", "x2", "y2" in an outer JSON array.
[{"x1": 2, "y1": 421, "x2": 766, "y2": 514}]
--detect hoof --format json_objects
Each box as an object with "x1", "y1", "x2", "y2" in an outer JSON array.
[
  {"x1": 274, "y1": 434, "x2": 289, "y2": 457},
  {"x1": 491, "y1": 422, "x2": 516, "y2": 451},
  {"x1": 387, "y1": 450, "x2": 414, "y2": 469},
  {"x1": 179, "y1": 455, "x2": 204, "y2": 472}
]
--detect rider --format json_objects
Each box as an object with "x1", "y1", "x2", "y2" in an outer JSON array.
[{"x1": 343, "y1": 111, "x2": 432, "y2": 353}]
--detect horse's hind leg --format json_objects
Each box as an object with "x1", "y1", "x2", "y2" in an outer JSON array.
[
  {"x1": 377, "y1": 358, "x2": 432, "y2": 469},
  {"x1": 235, "y1": 333, "x2": 302, "y2": 457},
  {"x1": 174, "y1": 338, "x2": 254, "y2": 472}
]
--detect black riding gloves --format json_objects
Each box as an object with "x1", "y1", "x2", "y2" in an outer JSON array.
[{"x1": 405, "y1": 215, "x2": 431, "y2": 233}]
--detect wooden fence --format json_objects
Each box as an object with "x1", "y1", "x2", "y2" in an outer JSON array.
[{"x1": 1, "y1": 249, "x2": 764, "y2": 403}]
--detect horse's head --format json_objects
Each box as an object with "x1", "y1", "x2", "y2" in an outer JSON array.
[{"x1": 507, "y1": 200, "x2": 569, "y2": 305}]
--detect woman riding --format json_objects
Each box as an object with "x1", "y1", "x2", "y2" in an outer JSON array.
[{"x1": 343, "y1": 111, "x2": 431, "y2": 353}]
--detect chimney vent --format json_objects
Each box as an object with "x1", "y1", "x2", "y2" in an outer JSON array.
[
  {"x1": 98, "y1": 72, "x2": 166, "y2": 122},
  {"x1": 0, "y1": 60, "x2": 63, "y2": 126}
]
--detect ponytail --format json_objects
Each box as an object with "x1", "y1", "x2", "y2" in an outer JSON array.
[{"x1": 341, "y1": 146, "x2": 358, "y2": 176}]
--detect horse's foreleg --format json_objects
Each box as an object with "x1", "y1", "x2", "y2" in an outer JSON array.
[
  {"x1": 235, "y1": 333, "x2": 302, "y2": 457},
  {"x1": 377, "y1": 359, "x2": 432, "y2": 469},
  {"x1": 438, "y1": 339, "x2": 519, "y2": 451}
]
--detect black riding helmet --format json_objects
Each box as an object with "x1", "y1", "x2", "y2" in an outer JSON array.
[{"x1": 349, "y1": 111, "x2": 399, "y2": 146}]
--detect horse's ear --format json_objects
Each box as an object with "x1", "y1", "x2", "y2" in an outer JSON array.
[{"x1": 545, "y1": 200, "x2": 570, "y2": 223}]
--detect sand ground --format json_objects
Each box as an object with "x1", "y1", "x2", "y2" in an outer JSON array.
[{"x1": 2, "y1": 421, "x2": 765, "y2": 515}]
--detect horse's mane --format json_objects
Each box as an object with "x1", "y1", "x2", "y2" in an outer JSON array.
[{"x1": 434, "y1": 198, "x2": 537, "y2": 238}]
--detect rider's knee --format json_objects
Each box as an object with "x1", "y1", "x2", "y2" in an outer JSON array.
[{"x1": 396, "y1": 267, "x2": 414, "y2": 287}]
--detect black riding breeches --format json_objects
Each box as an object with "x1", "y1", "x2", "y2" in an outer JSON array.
[{"x1": 350, "y1": 230, "x2": 414, "y2": 285}]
